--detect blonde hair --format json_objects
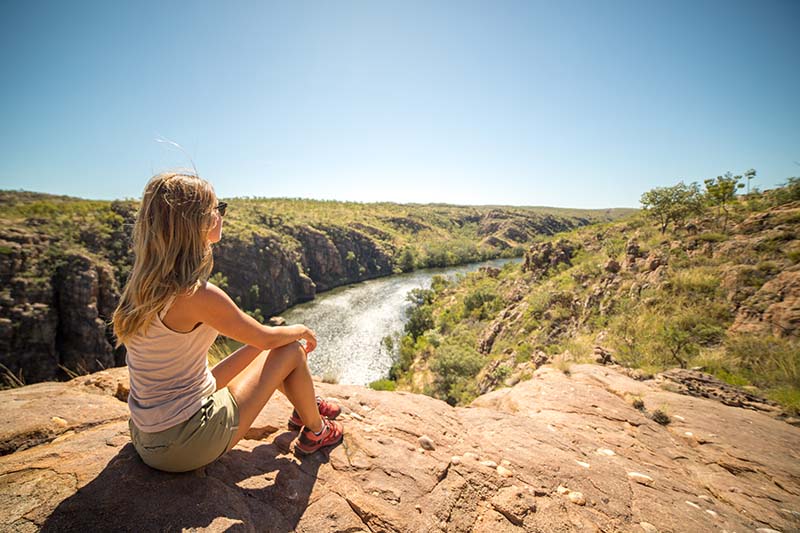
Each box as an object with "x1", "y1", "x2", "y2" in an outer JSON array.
[{"x1": 112, "y1": 172, "x2": 217, "y2": 347}]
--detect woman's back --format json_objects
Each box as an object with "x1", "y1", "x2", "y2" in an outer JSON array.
[{"x1": 126, "y1": 293, "x2": 218, "y2": 432}]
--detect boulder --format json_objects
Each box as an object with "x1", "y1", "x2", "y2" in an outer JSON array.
[
  {"x1": 521, "y1": 239, "x2": 576, "y2": 277},
  {"x1": 604, "y1": 259, "x2": 621, "y2": 273}
]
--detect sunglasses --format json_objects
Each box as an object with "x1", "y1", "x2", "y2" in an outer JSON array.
[{"x1": 215, "y1": 202, "x2": 228, "y2": 217}]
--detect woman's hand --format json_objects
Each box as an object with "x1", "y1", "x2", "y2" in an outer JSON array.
[{"x1": 298, "y1": 325, "x2": 317, "y2": 355}]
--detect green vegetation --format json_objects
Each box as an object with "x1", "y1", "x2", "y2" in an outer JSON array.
[
  {"x1": 704, "y1": 172, "x2": 746, "y2": 232},
  {"x1": 385, "y1": 172, "x2": 800, "y2": 415},
  {"x1": 640, "y1": 181, "x2": 703, "y2": 234},
  {"x1": 369, "y1": 378, "x2": 397, "y2": 391}
]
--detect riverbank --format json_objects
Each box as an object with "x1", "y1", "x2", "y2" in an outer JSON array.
[{"x1": 213, "y1": 256, "x2": 524, "y2": 386}]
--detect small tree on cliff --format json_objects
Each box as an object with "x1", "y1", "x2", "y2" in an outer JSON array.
[
  {"x1": 744, "y1": 168, "x2": 756, "y2": 195},
  {"x1": 704, "y1": 172, "x2": 745, "y2": 232},
  {"x1": 640, "y1": 181, "x2": 703, "y2": 234}
]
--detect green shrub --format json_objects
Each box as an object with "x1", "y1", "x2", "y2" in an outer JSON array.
[
  {"x1": 766, "y1": 386, "x2": 800, "y2": 416},
  {"x1": 405, "y1": 305, "x2": 433, "y2": 340},
  {"x1": 668, "y1": 268, "x2": 720, "y2": 297},
  {"x1": 491, "y1": 364, "x2": 512, "y2": 382},
  {"x1": 369, "y1": 379, "x2": 397, "y2": 391},
  {"x1": 696, "y1": 232, "x2": 727, "y2": 243},
  {"x1": 462, "y1": 286, "x2": 499, "y2": 320},
  {"x1": 245, "y1": 308, "x2": 264, "y2": 323},
  {"x1": 767, "y1": 177, "x2": 800, "y2": 206},
  {"x1": 396, "y1": 246, "x2": 415, "y2": 272},
  {"x1": 389, "y1": 334, "x2": 420, "y2": 380},
  {"x1": 725, "y1": 334, "x2": 799, "y2": 389},
  {"x1": 515, "y1": 342, "x2": 534, "y2": 363},
  {"x1": 209, "y1": 272, "x2": 229, "y2": 289},
  {"x1": 650, "y1": 409, "x2": 671, "y2": 425},
  {"x1": 430, "y1": 342, "x2": 485, "y2": 405}
]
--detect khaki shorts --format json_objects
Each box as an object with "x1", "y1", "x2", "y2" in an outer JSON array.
[{"x1": 129, "y1": 386, "x2": 240, "y2": 473}]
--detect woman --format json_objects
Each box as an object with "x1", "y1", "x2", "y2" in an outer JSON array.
[{"x1": 112, "y1": 172, "x2": 343, "y2": 473}]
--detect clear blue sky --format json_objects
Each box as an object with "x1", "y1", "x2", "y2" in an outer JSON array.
[{"x1": 1, "y1": 1, "x2": 798, "y2": 208}]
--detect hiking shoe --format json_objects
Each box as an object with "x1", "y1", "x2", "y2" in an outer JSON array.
[
  {"x1": 294, "y1": 417, "x2": 344, "y2": 456},
  {"x1": 288, "y1": 396, "x2": 342, "y2": 431}
]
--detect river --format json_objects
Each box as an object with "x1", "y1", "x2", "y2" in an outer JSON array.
[{"x1": 276, "y1": 256, "x2": 523, "y2": 385}]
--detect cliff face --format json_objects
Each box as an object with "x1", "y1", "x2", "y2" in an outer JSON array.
[
  {"x1": 0, "y1": 229, "x2": 122, "y2": 383},
  {"x1": 1, "y1": 193, "x2": 620, "y2": 387},
  {"x1": 1, "y1": 363, "x2": 798, "y2": 532}
]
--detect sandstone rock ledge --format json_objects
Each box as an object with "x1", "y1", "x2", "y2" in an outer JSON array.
[{"x1": 1, "y1": 364, "x2": 798, "y2": 533}]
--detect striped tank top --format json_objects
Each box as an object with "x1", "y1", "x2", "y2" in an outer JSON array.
[{"x1": 125, "y1": 293, "x2": 218, "y2": 432}]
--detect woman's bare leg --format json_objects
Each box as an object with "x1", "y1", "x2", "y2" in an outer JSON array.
[
  {"x1": 224, "y1": 341, "x2": 322, "y2": 452},
  {"x1": 212, "y1": 343, "x2": 305, "y2": 408}
]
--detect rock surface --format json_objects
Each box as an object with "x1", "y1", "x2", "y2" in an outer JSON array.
[{"x1": 1, "y1": 363, "x2": 799, "y2": 532}]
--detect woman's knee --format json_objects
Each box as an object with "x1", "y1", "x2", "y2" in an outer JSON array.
[{"x1": 269, "y1": 341, "x2": 306, "y2": 369}]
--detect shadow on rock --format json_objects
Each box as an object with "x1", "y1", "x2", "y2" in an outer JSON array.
[{"x1": 41, "y1": 431, "x2": 329, "y2": 532}]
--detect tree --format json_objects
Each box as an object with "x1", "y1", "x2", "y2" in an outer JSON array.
[
  {"x1": 397, "y1": 246, "x2": 415, "y2": 272},
  {"x1": 704, "y1": 172, "x2": 745, "y2": 232},
  {"x1": 657, "y1": 309, "x2": 724, "y2": 369},
  {"x1": 744, "y1": 168, "x2": 756, "y2": 195},
  {"x1": 640, "y1": 181, "x2": 704, "y2": 234}
]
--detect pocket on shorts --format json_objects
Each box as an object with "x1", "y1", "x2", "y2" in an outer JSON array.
[
  {"x1": 140, "y1": 441, "x2": 172, "y2": 453},
  {"x1": 130, "y1": 421, "x2": 175, "y2": 454}
]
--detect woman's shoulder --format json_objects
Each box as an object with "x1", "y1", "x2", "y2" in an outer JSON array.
[{"x1": 175, "y1": 279, "x2": 227, "y2": 309}]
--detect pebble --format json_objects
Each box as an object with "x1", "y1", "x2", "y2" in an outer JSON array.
[
  {"x1": 480, "y1": 460, "x2": 498, "y2": 468},
  {"x1": 450, "y1": 456, "x2": 462, "y2": 465},
  {"x1": 406, "y1": 443, "x2": 416, "y2": 451},
  {"x1": 496, "y1": 465, "x2": 513, "y2": 478},
  {"x1": 418, "y1": 435, "x2": 436, "y2": 451},
  {"x1": 547, "y1": 424, "x2": 556, "y2": 432},
  {"x1": 755, "y1": 529, "x2": 782, "y2": 533},
  {"x1": 51, "y1": 416, "x2": 68, "y2": 427},
  {"x1": 350, "y1": 413, "x2": 364, "y2": 421},
  {"x1": 567, "y1": 491, "x2": 586, "y2": 505},
  {"x1": 639, "y1": 522, "x2": 658, "y2": 533},
  {"x1": 684, "y1": 431, "x2": 693, "y2": 437},
  {"x1": 627, "y1": 472, "x2": 655, "y2": 486},
  {"x1": 697, "y1": 494, "x2": 713, "y2": 503},
  {"x1": 500, "y1": 459, "x2": 511, "y2": 467},
  {"x1": 685, "y1": 501, "x2": 701, "y2": 510},
  {"x1": 415, "y1": 504, "x2": 422, "y2": 513},
  {"x1": 596, "y1": 448, "x2": 615, "y2": 456},
  {"x1": 705, "y1": 509, "x2": 718, "y2": 518},
  {"x1": 463, "y1": 452, "x2": 480, "y2": 461},
  {"x1": 673, "y1": 415, "x2": 686, "y2": 421},
  {"x1": 575, "y1": 460, "x2": 591, "y2": 468},
  {"x1": 557, "y1": 485, "x2": 571, "y2": 495}
]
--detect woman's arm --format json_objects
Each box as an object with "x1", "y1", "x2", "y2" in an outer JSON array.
[{"x1": 190, "y1": 281, "x2": 317, "y2": 353}]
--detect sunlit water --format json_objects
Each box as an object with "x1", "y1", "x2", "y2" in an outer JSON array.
[{"x1": 278, "y1": 257, "x2": 523, "y2": 385}]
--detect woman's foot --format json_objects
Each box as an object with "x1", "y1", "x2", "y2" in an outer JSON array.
[
  {"x1": 287, "y1": 396, "x2": 341, "y2": 431},
  {"x1": 294, "y1": 417, "x2": 344, "y2": 456}
]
